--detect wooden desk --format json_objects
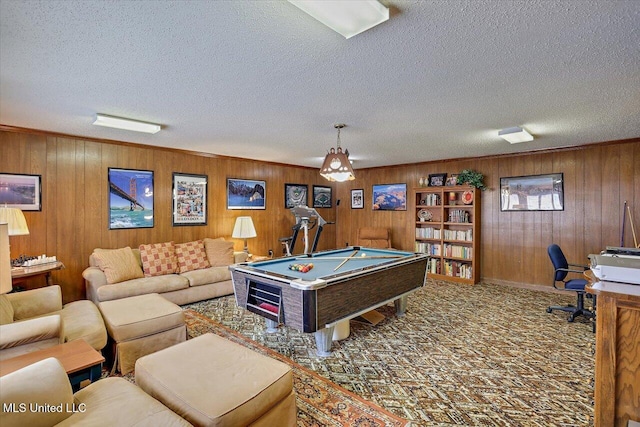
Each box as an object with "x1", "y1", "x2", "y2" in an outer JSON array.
[
  {"x1": 11, "y1": 261, "x2": 64, "y2": 288},
  {"x1": 586, "y1": 280, "x2": 640, "y2": 427},
  {"x1": 0, "y1": 339, "x2": 104, "y2": 391}
]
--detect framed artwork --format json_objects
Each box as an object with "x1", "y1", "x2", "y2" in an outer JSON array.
[
  {"x1": 372, "y1": 183, "x2": 407, "y2": 211},
  {"x1": 313, "y1": 185, "x2": 332, "y2": 208},
  {"x1": 172, "y1": 173, "x2": 207, "y2": 226},
  {"x1": 500, "y1": 173, "x2": 564, "y2": 211},
  {"x1": 0, "y1": 173, "x2": 42, "y2": 211},
  {"x1": 284, "y1": 184, "x2": 308, "y2": 208},
  {"x1": 108, "y1": 168, "x2": 154, "y2": 229},
  {"x1": 445, "y1": 174, "x2": 458, "y2": 186},
  {"x1": 351, "y1": 189, "x2": 364, "y2": 209},
  {"x1": 428, "y1": 173, "x2": 447, "y2": 187},
  {"x1": 227, "y1": 178, "x2": 266, "y2": 210}
]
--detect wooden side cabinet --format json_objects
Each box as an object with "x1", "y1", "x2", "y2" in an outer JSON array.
[{"x1": 587, "y1": 281, "x2": 640, "y2": 427}]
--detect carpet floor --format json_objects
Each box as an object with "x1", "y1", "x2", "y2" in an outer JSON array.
[{"x1": 183, "y1": 279, "x2": 596, "y2": 427}]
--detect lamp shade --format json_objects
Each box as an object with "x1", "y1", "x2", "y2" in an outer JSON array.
[
  {"x1": 0, "y1": 224, "x2": 11, "y2": 294},
  {"x1": 232, "y1": 217, "x2": 257, "y2": 239},
  {"x1": 0, "y1": 207, "x2": 30, "y2": 236}
]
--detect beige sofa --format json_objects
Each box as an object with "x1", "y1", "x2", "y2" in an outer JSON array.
[
  {"x1": 83, "y1": 238, "x2": 248, "y2": 306},
  {"x1": 0, "y1": 285, "x2": 107, "y2": 361},
  {"x1": 0, "y1": 357, "x2": 192, "y2": 427}
]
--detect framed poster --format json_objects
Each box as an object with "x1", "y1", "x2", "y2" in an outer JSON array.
[
  {"x1": 173, "y1": 173, "x2": 207, "y2": 226},
  {"x1": 500, "y1": 173, "x2": 564, "y2": 211},
  {"x1": 313, "y1": 185, "x2": 332, "y2": 208},
  {"x1": 108, "y1": 168, "x2": 154, "y2": 229},
  {"x1": 372, "y1": 183, "x2": 407, "y2": 211},
  {"x1": 351, "y1": 189, "x2": 364, "y2": 209},
  {"x1": 227, "y1": 178, "x2": 266, "y2": 210},
  {"x1": 284, "y1": 184, "x2": 308, "y2": 208},
  {"x1": 0, "y1": 173, "x2": 42, "y2": 211}
]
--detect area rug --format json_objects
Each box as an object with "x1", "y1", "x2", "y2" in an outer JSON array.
[
  {"x1": 184, "y1": 309, "x2": 409, "y2": 427},
  {"x1": 184, "y1": 279, "x2": 596, "y2": 426}
]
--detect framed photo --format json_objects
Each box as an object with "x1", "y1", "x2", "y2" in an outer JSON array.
[
  {"x1": 284, "y1": 184, "x2": 308, "y2": 208},
  {"x1": 445, "y1": 174, "x2": 458, "y2": 186},
  {"x1": 428, "y1": 173, "x2": 447, "y2": 187},
  {"x1": 0, "y1": 173, "x2": 42, "y2": 211},
  {"x1": 500, "y1": 173, "x2": 564, "y2": 211},
  {"x1": 172, "y1": 173, "x2": 207, "y2": 226},
  {"x1": 372, "y1": 183, "x2": 407, "y2": 211},
  {"x1": 313, "y1": 185, "x2": 332, "y2": 208},
  {"x1": 227, "y1": 178, "x2": 266, "y2": 210},
  {"x1": 351, "y1": 189, "x2": 364, "y2": 209},
  {"x1": 108, "y1": 168, "x2": 154, "y2": 229}
]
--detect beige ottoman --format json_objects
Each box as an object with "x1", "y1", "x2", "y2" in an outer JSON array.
[
  {"x1": 135, "y1": 333, "x2": 297, "y2": 427},
  {"x1": 98, "y1": 293, "x2": 186, "y2": 374}
]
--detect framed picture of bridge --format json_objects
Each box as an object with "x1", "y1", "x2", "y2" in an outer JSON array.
[
  {"x1": 108, "y1": 168, "x2": 154, "y2": 229},
  {"x1": 173, "y1": 173, "x2": 207, "y2": 226}
]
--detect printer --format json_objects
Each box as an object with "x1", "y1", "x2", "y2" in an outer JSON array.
[{"x1": 589, "y1": 246, "x2": 640, "y2": 285}]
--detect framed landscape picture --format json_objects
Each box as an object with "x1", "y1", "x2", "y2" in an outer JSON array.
[
  {"x1": 227, "y1": 178, "x2": 266, "y2": 210},
  {"x1": 172, "y1": 173, "x2": 207, "y2": 226},
  {"x1": 0, "y1": 173, "x2": 42, "y2": 211},
  {"x1": 372, "y1": 183, "x2": 407, "y2": 211},
  {"x1": 284, "y1": 183, "x2": 308, "y2": 208},
  {"x1": 500, "y1": 173, "x2": 564, "y2": 211},
  {"x1": 313, "y1": 185, "x2": 332, "y2": 208},
  {"x1": 108, "y1": 168, "x2": 154, "y2": 229}
]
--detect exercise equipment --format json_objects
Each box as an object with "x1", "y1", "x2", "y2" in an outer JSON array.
[{"x1": 279, "y1": 206, "x2": 330, "y2": 256}]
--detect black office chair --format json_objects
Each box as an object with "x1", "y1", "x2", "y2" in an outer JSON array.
[{"x1": 546, "y1": 244, "x2": 595, "y2": 323}]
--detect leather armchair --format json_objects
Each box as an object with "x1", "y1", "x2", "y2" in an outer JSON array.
[{"x1": 0, "y1": 286, "x2": 107, "y2": 361}]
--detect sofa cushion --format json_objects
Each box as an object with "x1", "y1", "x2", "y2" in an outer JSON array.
[
  {"x1": 93, "y1": 247, "x2": 144, "y2": 284},
  {"x1": 95, "y1": 275, "x2": 189, "y2": 302},
  {"x1": 0, "y1": 295, "x2": 13, "y2": 325},
  {"x1": 175, "y1": 240, "x2": 210, "y2": 273},
  {"x1": 204, "y1": 238, "x2": 234, "y2": 267},
  {"x1": 181, "y1": 266, "x2": 231, "y2": 287},
  {"x1": 140, "y1": 242, "x2": 178, "y2": 277}
]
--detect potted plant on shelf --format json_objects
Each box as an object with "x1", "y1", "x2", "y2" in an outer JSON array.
[{"x1": 457, "y1": 169, "x2": 487, "y2": 190}]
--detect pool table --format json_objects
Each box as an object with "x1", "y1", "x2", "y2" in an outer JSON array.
[{"x1": 230, "y1": 246, "x2": 429, "y2": 356}]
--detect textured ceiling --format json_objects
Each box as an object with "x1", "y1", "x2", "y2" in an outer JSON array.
[{"x1": 1, "y1": 0, "x2": 639, "y2": 169}]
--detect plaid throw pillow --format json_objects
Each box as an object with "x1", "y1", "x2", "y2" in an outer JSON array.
[
  {"x1": 175, "y1": 240, "x2": 210, "y2": 273},
  {"x1": 139, "y1": 242, "x2": 178, "y2": 277}
]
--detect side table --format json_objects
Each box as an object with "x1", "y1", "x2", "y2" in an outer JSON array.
[
  {"x1": 11, "y1": 261, "x2": 64, "y2": 289},
  {"x1": 0, "y1": 339, "x2": 104, "y2": 391}
]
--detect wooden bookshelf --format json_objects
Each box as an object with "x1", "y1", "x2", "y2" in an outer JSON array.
[{"x1": 413, "y1": 185, "x2": 480, "y2": 284}]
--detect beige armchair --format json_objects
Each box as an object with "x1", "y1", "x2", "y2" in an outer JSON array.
[
  {"x1": 0, "y1": 285, "x2": 107, "y2": 361},
  {"x1": 0, "y1": 357, "x2": 191, "y2": 427}
]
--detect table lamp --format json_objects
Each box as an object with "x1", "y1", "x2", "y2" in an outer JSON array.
[
  {"x1": 0, "y1": 223, "x2": 12, "y2": 294},
  {"x1": 0, "y1": 207, "x2": 29, "y2": 268},
  {"x1": 232, "y1": 216, "x2": 257, "y2": 253}
]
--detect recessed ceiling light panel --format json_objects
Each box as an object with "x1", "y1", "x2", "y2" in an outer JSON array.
[
  {"x1": 288, "y1": 0, "x2": 389, "y2": 39},
  {"x1": 498, "y1": 126, "x2": 533, "y2": 144},
  {"x1": 93, "y1": 114, "x2": 161, "y2": 134}
]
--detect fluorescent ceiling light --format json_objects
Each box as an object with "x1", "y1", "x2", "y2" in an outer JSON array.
[
  {"x1": 93, "y1": 114, "x2": 161, "y2": 134},
  {"x1": 288, "y1": 0, "x2": 389, "y2": 39},
  {"x1": 498, "y1": 126, "x2": 534, "y2": 144}
]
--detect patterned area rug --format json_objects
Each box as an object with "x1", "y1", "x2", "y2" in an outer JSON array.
[
  {"x1": 185, "y1": 309, "x2": 409, "y2": 427},
  {"x1": 183, "y1": 279, "x2": 596, "y2": 426}
]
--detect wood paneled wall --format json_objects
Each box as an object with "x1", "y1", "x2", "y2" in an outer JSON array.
[
  {"x1": 0, "y1": 129, "x2": 336, "y2": 302},
  {"x1": 2, "y1": 126, "x2": 639, "y2": 302},
  {"x1": 335, "y1": 139, "x2": 640, "y2": 288}
]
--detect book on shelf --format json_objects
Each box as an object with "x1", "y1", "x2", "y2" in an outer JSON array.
[
  {"x1": 447, "y1": 209, "x2": 470, "y2": 223},
  {"x1": 415, "y1": 227, "x2": 441, "y2": 239},
  {"x1": 415, "y1": 242, "x2": 442, "y2": 256},
  {"x1": 443, "y1": 229, "x2": 472, "y2": 241},
  {"x1": 443, "y1": 260, "x2": 473, "y2": 279},
  {"x1": 419, "y1": 193, "x2": 441, "y2": 206},
  {"x1": 443, "y1": 244, "x2": 472, "y2": 259}
]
